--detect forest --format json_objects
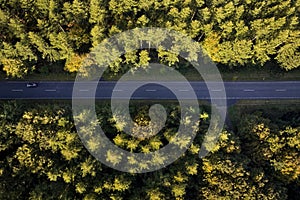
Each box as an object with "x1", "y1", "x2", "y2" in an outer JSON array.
[
  {"x1": 0, "y1": 100, "x2": 299, "y2": 199},
  {"x1": 0, "y1": 0, "x2": 300, "y2": 77},
  {"x1": 0, "y1": 0, "x2": 300, "y2": 199}
]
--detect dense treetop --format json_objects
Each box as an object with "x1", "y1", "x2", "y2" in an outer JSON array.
[
  {"x1": 0, "y1": 101, "x2": 299, "y2": 199},
  {"x1": 0, "y1": 0, "x2": 299, "y2": 77},
  {"x1": 0, "y1": 0, "x2": 300, "y2": 199}
]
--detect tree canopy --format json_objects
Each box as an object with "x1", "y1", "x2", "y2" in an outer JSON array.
[
  {"x1": 0, "y1": 0, "x2": 299, "y2": 77},
  {"x1": 0, "y1": 100, "x2": 299, "y2": 199}
]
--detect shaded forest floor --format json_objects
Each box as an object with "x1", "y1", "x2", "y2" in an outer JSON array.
[{"x1": 1, "y1": 61, "x2": 300, "y2": 81}]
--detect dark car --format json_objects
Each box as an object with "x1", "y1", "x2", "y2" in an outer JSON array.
[{"x1": 26, "y1": 82, "x2": 38, "y2": 88}]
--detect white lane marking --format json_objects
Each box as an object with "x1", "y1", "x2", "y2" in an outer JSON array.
[
  {"x1": 211, "y1": 89, "x2": 222, "y2": 92},
  {"x1": 275, "y1": 89, "x2": 287, "y2": 92},
  {"x1": 12, "y1": 89, "x2": 23, "y2": 92},
  {"x1": 45, "y1": 89, "x2": 56, "y2": 92},
  {"x1": 179, "y1": 89, "x2": 189, "y2": 92},
  {"x1": 113, "y1": 89, "x2": 123, "y2": 92},
  {"x1": 145, "y1": 89, "x2": 157, "y2": 92},
  {"x1": 79, "y1": 89, "x2": 89, "y2": 92},
  {"x1": 243, "y1": 89, "x2": 255, "y2": 92}
]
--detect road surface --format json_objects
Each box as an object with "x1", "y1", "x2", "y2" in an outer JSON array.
[{"x1": 0, "y1": 81, "x2": 299, "y2": 103}]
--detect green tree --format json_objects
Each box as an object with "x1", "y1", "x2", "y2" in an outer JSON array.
[{"x1": 200, "y1": 131, "x2": 288, "y2": 199}]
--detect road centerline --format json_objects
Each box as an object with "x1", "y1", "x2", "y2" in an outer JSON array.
[
  {"x1": 275, "y1": 89, "x2": 287, "y2": 92},
  {"x1": 45, "y1": 89, "x2": 57, "y2": 92},
  {"x1": 211, "y1": 89, "x2": 222, "y2": 92},
  {"x1": 145, "y1": 89, "x2": 157, "y2": 92},
  {"x1": 178, "y1": 89, "x2": 189, "y2": 92}
]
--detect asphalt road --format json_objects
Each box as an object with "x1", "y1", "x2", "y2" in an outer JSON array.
[{"x1": 0, "y1": 81, "x2": 300, "y2": 102}]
